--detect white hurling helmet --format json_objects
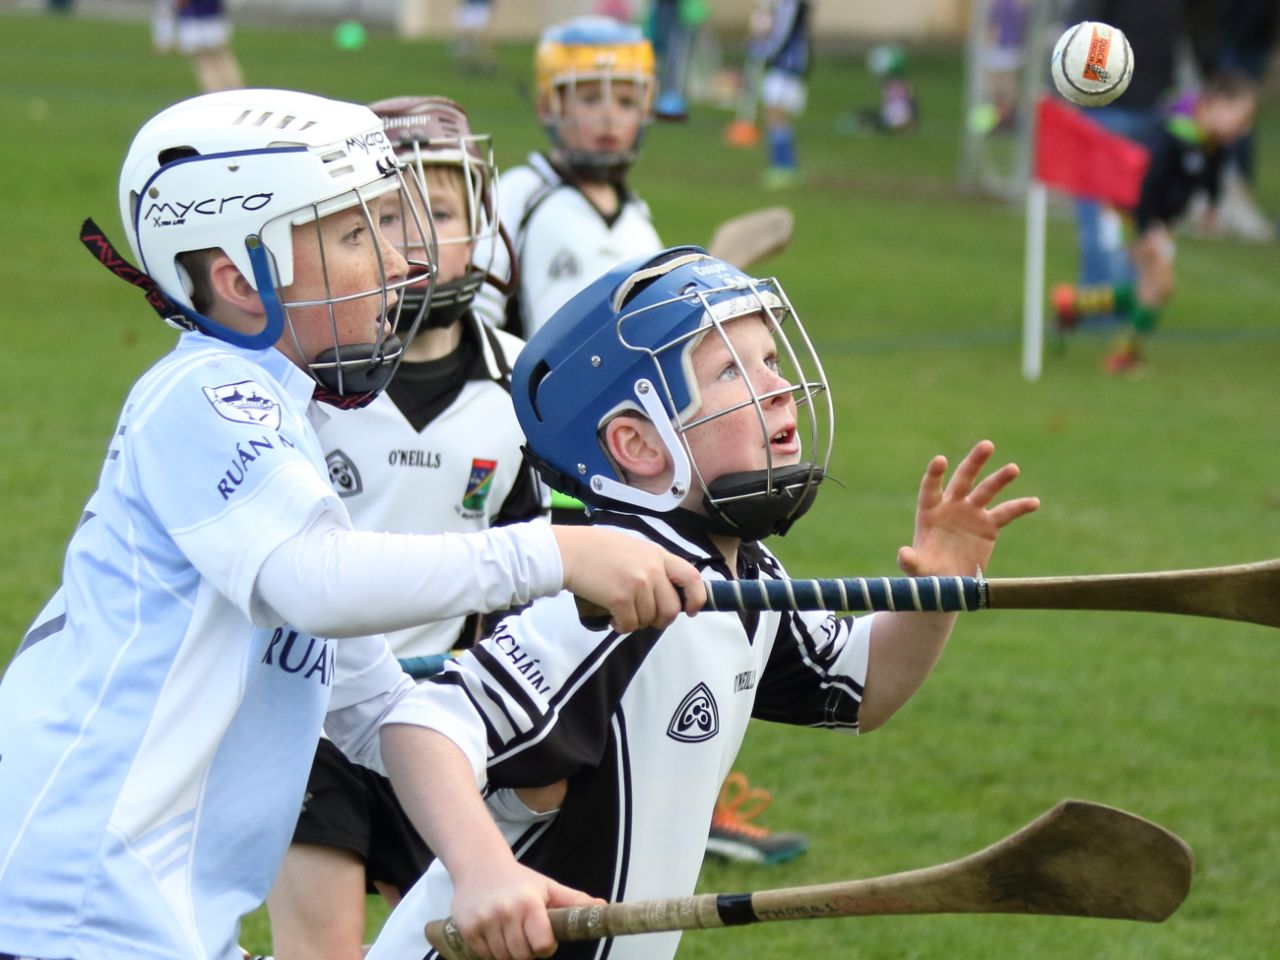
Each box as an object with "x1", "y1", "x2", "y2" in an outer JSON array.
[{"x1": 117, "y1": 88, "x2": 435, "y2": 407}]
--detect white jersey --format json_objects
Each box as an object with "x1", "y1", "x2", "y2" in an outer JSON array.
[
  {"x1": 0, "y1": 332, "x2": 534, "y2": 960},
  {"x1": 474, "y1": 152, "x2": 663, "y2": 339},
  {"x1": 369, "y1": 512, "x2": 874, "y2": 960},
  {"x1": 319, "y1": 316, "x2": 544, "y2": 657}
]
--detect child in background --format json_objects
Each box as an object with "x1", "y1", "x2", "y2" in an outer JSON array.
[
  {"x1": 1054, "y1": 74, "x2": 1258, "y2": 373},
  {"x1": 473, "y1": 15, "x2": 662, "y2": 342},
  {"x1": 266, "y1": 96, "x2": 548, "y2": 960},
  {"x1": 366, "y1": 247, "x2": 1038, "y2": 960},
  {"x1": 151, "y1": 0, "x2": 244, "y2": 92},
  {"x1": 751, "y1": 0, "x2": 812, "y2": 188}
]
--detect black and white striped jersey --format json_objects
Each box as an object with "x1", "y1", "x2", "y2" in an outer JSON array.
[{"x1": 369, "y1": 512, "x2": 874, "y2": 960}]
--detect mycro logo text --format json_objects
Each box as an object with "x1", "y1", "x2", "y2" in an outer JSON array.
[
  {"x1": 346, "y1": 131, "x2": 389, "y2": 154},
  {"x1": 145, "y1": 193, "x2": 274, "y2": 228}
]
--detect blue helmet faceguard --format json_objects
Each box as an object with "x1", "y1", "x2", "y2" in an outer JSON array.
[{"x1": 513, "y1": 247, "x2": 833, "y2": 540}]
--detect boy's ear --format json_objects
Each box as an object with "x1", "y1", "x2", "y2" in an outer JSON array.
[
  {"x1": 208, "y1": 254, "x2": 265, "y2": 317},
  {"x1": 604, "y1": 415, "x2": 669, "y2": 480}
]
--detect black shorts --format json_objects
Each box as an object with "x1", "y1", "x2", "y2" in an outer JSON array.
[{"x1": 292, "y1": 738, "x2": 433, "y2": 895}]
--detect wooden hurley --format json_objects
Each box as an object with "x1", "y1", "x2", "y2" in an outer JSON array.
[{"x1": 425, "y1": 799, "x2": 1193, "y2": 958}]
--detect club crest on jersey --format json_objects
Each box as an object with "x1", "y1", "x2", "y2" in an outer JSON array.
[
  {"x1": 203, "y1": 380, "x2": 281, "y2": 429},
  {"x1": 667, "y1": 682, "x2": 720, "y2": 743},
  {"x1": 460, "y1": 458, "x2": 497, "y2": 514},
  {"x1": 326, "y1": 449, "x2": 363, "y2": 497},
  {"x1": 548, "y1": 249, "x2": 580, "y2": 280}
]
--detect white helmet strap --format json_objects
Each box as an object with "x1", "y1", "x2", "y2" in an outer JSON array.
[{"x1": 589, "y1": 377, "x2": 691, "y2": 512}]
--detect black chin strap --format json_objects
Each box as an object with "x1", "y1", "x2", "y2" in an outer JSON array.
[
  {"x1": 310, "y1": 336, "x2": 404, "y2": 410},
  {"x1": 699, "y1": 464, "x2": 826, "y2": 541}
]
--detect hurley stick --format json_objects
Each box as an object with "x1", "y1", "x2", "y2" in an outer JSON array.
[
  {"x1": 425, "y1": 800, "x2": 1192, "y2": 958},
  {"x1": 706, "y1": 206, "x2": 794, "y2": 270},
  {"x1": 700, "y1": 558, "x2": 1280, "y2": 629},
  {"x1": 576, "y1": 558, "x2": 1280, "y2": 630}
]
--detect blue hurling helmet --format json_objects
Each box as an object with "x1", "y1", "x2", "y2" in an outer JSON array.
[{"x1": 512, "y1": 247, "x2": 834, "y2": 540}]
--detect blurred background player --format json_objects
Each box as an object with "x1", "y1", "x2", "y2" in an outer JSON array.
[
  {"x1": 151, "y1": 0, "x2": 244, "y2": 92},
  {"x1": 266, "y1": 96, "x2": 547, "y2": 960},
  {"x1": 474, "y1": 15, "x2": 661, "y2": 343},
  {"x1": 1054, "y1": 73, "x2": 1259, "y2": 372},
  {"x1": 1186, "y1": 0, "x2": 1278, "y2": 240},
  {"x1": 843, "y1": 41, "x2": 919, "y2": 135},
  {"x1": 1062, "y1": 0, "x2": 1187, "y2": 325},
  {"x1": 751, "y1": 0, "x2": 813, "y2": 188},
  {"x1": 474, "y1": 13, "x2": 807, "y2": 865},
  {"x1": 365, "y1": 247, "x2": 1039, "y2": 960},
  {"x1": 451, "y1": 0, "x2": 497, "y2": 75},
  {"x1": 648, "y1": 0, "x2": 713, "y2": 120}
]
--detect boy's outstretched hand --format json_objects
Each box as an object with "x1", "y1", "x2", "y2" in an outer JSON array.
[
  {"x1": 896, "y1": 439, "x2": 1039, "y2": 579},
  {"x1": 859, "y1": 441, "x2": 1038, "y2": 733}
]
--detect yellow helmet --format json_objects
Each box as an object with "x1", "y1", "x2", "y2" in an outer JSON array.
[
  {"x1": 536, "y1": 17, "x2": 655, "y2": 102},
  {"x1": 534, "y1": 16, "x2": 655, "y2": 179}
]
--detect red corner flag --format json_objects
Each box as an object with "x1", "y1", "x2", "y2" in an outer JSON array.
[{"x1": 1033, "y1": 95, "x2": 1150, "y2": 208}]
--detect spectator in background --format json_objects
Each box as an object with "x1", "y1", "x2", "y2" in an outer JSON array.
[
  {"x1": 452, "y1": 0, "x2": 498, "y2": 75},
  {"x1": 752, "y1": 0, "x2": 813, "y2": 189},
  {"x1": 649, "y1": 0, "x2": 709, "y2": 120},
  {"x1": 982, "y1": 0, "x2": 1030, "y2": 133},
  {"x1": 1196, "y1": 0, "x2": 1278, "y2": 240},
  {"x1": 152, "y1": 0, "x2": 244, "y2": 93}
]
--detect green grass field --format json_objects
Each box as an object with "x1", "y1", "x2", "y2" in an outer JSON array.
[{"x1": 2, "y1": 10, "x2": 1278, "y2": 958}]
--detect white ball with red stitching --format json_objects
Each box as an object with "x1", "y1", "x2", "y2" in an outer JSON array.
[{"x1": 1051, "y1": 21, "x2": 1134, "y2": 107}]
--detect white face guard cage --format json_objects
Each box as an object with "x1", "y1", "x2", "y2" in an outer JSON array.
[
  {"x1": 117, "y1": 89, "x2": 439, "y2": 408},
  {"x1": 267, "y1": 171, "x2": 438, "y2": 406},
  {"x1": 544, "y1": 69, "x2": 654, "y2": 182},
  {"x1": 387, "y1": 126, "x2": 499, "y2": 328}
]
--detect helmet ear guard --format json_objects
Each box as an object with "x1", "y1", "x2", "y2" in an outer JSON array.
[{"x1": 513, "y1": 246, "x2": 834, "y2": 540}]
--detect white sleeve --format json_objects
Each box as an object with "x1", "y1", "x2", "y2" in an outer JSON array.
[
  {"x1": 251, "y1": 509, "x2": 563, "y2": 638},
  {"x1": 472, "y1": 232, "x2": 512, "y2": 329},
  {"x1": 324, "y1": 634, "x2": 418, "y2": 775}
]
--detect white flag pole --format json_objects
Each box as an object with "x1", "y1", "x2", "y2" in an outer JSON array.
[{"x1": 1022, "y1": 179, "x2": 1048, "y2": 381}]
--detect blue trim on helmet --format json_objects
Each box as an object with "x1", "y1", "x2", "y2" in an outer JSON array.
[
  {"x1": 543, "y1": 16, "x2": 646, "y2": 46},
  {"x1": 132, "y1": 146, "x2": 308, "y2": 350}
]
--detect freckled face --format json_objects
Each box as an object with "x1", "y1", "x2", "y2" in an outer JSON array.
[
  {"x1": 681, "y1": 314, "x2": 800, "y2": 499},
  {"x1": 278, "y1": 194, "x2": 408, "y2": 365}
]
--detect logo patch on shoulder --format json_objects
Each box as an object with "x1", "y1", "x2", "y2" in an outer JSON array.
[
  {"x1": 326, "y1": 449, "x2": 362, "y2": 496},
  {"x1": 667, "y1": 682, "x2": 720, "y2": 743},
  {"x1": 202, "y1": 380, "x2": 281, "y2": 429}
]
